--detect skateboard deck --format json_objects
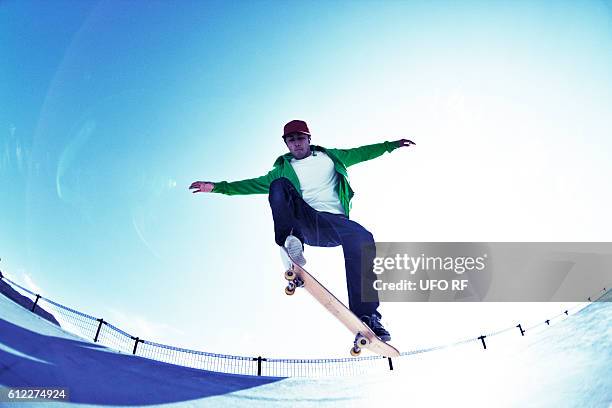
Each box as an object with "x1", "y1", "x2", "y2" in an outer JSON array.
[{"x1": 281, "y1": 248, "x2": 400, "y2": 358}]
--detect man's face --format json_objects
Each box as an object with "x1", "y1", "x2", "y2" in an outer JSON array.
[{"x1": 284, "y1": 133, "x2": 311, "y2": 160}]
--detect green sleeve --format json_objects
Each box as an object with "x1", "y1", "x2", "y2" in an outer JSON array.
[
  {"x1": 328, "y1": 141, "x2": 400, "y2": 167},
  {"x1": 212, "y1": 168, "x2": 279, "y2": 195}
]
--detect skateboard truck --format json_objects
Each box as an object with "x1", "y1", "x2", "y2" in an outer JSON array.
[
  {"x1": 284, "y1": 268, "x2": 304, "y2": 295},
  {"x1": 351, "y1": 333, "x2": 370, "y2": 356}
]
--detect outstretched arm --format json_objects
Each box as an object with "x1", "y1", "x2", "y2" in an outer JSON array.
[
  {"x1": 329, "y1": 139, "x2": 415, "y2": 167},
  {"x1": 189, "y1": 168, "x2": 279, "y2": 196}
]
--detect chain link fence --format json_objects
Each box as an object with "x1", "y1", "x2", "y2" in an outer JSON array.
[{"x1": 0, "y1": 269, "x2": 608, "y2": 377}]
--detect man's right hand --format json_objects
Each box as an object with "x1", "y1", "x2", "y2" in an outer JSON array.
[{"x1": 189, "y1": 181, "x2": 215, "y2": 193}]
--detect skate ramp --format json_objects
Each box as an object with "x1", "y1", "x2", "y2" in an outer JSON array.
[
  {"x1": 0, "y1": 279, "x2": 59, "y2": 326},
  {"x1": 0, "y1": 290, "x2": 611, "y2": 407}
]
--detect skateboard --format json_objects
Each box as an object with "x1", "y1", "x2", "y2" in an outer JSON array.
[{"x1": 281, "y1": 248, "x2": 400, "y2": 358}]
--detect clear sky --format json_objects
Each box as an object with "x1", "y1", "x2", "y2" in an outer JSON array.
[{"x1": 1, "y1": 0, "x2": 611, "y2": 358}]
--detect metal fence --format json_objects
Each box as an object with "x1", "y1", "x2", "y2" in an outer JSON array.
[{"x1": 0, "y1": 270, "x2": 608, "y2": 378}]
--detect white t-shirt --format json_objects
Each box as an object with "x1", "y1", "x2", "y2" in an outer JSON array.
[{"x1": 290, "y1": 151, "x2": 345, "y2": 215}]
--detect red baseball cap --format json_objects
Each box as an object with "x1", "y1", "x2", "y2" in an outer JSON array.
[{"x1": 282, "y1": 120, "x2": 311, "y2": 138}]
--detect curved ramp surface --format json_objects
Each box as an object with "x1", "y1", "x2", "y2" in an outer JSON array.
[{"x1": 0, "y1": 291, "x2": 611, "y2": 407}]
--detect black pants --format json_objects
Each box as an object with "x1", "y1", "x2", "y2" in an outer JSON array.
[{"x1": 268, "y1": 178, "x2": 380, "y2": 318}]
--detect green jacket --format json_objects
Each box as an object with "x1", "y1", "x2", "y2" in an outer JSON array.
[{"x1": 212, "y1": 141, "x2": 400, "y2": 217}]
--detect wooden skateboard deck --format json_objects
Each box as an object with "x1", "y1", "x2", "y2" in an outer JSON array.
[{"x1": 281, "y1": 248, "x2": 400, "y2": 358}]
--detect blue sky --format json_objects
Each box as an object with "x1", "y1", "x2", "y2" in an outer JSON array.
[{"x1": 1, "y1": 0, "x2": 611, "y2": 358}]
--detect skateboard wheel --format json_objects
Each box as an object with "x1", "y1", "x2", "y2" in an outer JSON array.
[
  {"x1": 285, "y1": 286, "x2": 295, "y2": 296},
  {"x1": 284, "y1": 270, "x2": 296, "y2": 281},
  {"x1": 355, "y1": 334, "x2": 370, "y2": 347},
  {"x1": 350, "y1": 346, "x2": 361, "y2": 357}
]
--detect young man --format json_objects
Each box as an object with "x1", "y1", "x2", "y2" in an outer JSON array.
[{"x1": 190, "y1": 120, "x2": 415, "y2": 341}]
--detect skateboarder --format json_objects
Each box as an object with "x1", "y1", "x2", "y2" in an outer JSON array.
[{"x1": 190, "y1": 120, "x2": 415, "y2": 341}]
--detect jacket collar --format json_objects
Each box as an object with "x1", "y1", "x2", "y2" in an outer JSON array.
[{"x1": 274, "y1": 145, "x2": 327, "y2": 166}]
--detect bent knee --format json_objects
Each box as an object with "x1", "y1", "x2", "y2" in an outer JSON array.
[
  {"x1": 361, "y1": 230, "x2": 375, "y2": 244},
  {"x1": 269, "y1": 177, "x2": 292, "y2": 191},
  {"x1": 352, "y1": 227, "x2": 374, "y2": 246},
  {"x1": 268, "y1": 177, "x2": 292, "y2": 202}
]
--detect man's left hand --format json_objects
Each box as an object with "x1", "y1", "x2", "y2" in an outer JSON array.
[{"x1": 395, "y1": 139, "x2": 416, "y2": 147}]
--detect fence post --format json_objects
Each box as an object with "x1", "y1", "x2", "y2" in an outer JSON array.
[
  {"x1": 94, "y1": 318, "x2": 105, "y2": 343},
  {"x1": 131, "y1": 337, "x2": 144, "y2": 355},
  {"x1": 31, "y1": 294, "x2": 41, "y2": 312},
  {"x1": 253, "y1": 356, "x2": 267, "y2": 376},
  {"x1": 478, "y1": 335, "x2": 487, "y2": 350}
]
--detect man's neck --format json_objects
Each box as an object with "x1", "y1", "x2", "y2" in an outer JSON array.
[{"x1": 293, "y1": 150, "x2": 312, "y2": 160}]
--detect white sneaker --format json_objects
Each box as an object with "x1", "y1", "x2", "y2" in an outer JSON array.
[{"x1": 284, "y1": 235, "x2": 306, "y2": 267}]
